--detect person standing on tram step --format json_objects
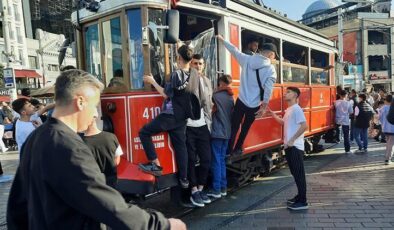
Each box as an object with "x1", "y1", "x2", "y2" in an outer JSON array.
[
  {"x1": 269, "y1": 87, "x2": 308, "y2": 210},
  {"x1": 139, "y1": 45, "x2": 201, "y2": 189},
  {"x1": 186, "y1": 54, "x2": 214, "y2": 207},
  {"x1": 83, "y1": 115, "x2": 124, "y2": 189},
  {"x1": 379, "y1": 95, "x2": 394, "y2": 165},
  {"x1": 335, "y1": 90, "x2": 353, "y2": 154},
  {"x1": 7, "y1": 69, "x2": 186, "y2": 230},
  {"x1": 206, "y1": 74, "x2": 234, "y2": 199},
  {"x1": 216, "y1": 34, "x2": 277, "y2": 156},
  {"x1": 353, "y1": 93, "x2": 375, "y2": 154}
]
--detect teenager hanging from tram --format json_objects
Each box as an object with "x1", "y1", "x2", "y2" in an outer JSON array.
[
  {"x1": 216, "y1": 35, "x2": 277, "y2": 156},
  {"x1": 139, "y1": 45, "x2": 201, "y2": 189}
]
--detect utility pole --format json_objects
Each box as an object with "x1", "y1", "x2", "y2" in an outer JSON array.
[{"x1": 1, "y1": 0, "x2": 18, "y2": 101}]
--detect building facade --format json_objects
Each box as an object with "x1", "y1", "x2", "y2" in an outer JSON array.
[
  {"x1": 302, "y1": 0, "x2": 394, "y2": 91},
  {"x1": 22, "y1": 0, "x2": 74, "y2": 40}
]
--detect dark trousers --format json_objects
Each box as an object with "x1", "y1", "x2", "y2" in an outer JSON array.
[
  {"x1": 228, "y1": 99, "x2": 259, "y2": 153},
  {"x1": 0, "y1": 160, "x2": 3, "y2": 175},
  {"x1": 350, "y1": 119, "x2": 355, "y2": 142},
  {"x1": 285, "y1": 147, "x2": 307, "y2": 203},
  {"x1": 139, "y1": 113, "x2": 188, "y2": 179},
  {"x1": 335, "y1": 124, "x2": 341, "y2": 142},
  {"x1": 341, "y1": 125, "x2": 350, "y2": 152},
  {"x1": 186, "y1": 125, "x2": 211, "y2": 187}
]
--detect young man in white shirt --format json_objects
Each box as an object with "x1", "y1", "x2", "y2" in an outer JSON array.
[
  {"x1": 270, "y1": 87, "x2": 308, "y2": 210},
  {"x1": 12, "y1": 98, "x2": 54, "y2": 156},
  {"x1": 335, "y1": 90, "x2": 354, "y2": 154}
]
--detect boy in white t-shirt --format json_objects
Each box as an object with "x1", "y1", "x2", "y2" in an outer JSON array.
[
  {"x1": 270, "y1": 87, "x2": 308, "y2": 210},
  {"x1": 12, "y1": 98, "x2": 54, "y2": 156}
]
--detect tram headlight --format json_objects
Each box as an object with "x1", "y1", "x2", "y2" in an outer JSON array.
[{"x1": 106, "y1": 102, "x2": 117, "y2": 113}]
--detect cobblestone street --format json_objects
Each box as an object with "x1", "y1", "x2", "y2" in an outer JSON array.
[{"x1": 1, "y1": 141, "x2": 394, "y2": 230}]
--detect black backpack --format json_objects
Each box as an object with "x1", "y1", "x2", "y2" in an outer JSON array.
[{"x1": 387, "y1": 100, "x2": 394, "y2": 125}]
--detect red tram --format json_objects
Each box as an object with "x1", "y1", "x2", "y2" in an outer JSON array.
[{"x1": 71, "y1": 0, "x2": 337, "y2": 196}]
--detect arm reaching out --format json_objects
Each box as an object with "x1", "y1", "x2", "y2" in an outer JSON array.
[
  {"x1": 144, "y1": 74, "x2": 168, "y2": 99},
  {"x1": 269, "y1": 108, "x2": 284, "y2": 125}
]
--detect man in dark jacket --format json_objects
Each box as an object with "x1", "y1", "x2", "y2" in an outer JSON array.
[
  {"x1": 7, "y1": 69, "x2": 185, "y2": 230},
  {"x1": 354, "y1": 93, "x2": 374, "y2": 153},
  {"x1": 139, "y1": 45, "x2": 200, "y2": 189}
]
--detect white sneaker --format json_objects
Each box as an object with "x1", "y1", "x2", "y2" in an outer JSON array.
[
  {"x1": 2, "y1": 147, "x2": 9, "y2": 153},
  {"x1": 345, "y1": 151, "x2": 352, "y2": 154},
  {"x1": 354, "y1": 149, "x2": 364, "y2": 154}
]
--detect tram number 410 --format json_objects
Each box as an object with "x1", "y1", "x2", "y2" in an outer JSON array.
[{"x1": 142, "y1": 107, "x2": 161, "y2": 120}]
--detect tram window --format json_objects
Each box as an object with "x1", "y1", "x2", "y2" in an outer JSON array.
[
  {"x1": 84, "y1": 24, "x2": 102, "y2": 81},
  {"x1": 148, "y1": 9, "x2": 165, "y2": 86},
  {"x1": 241, "y1": 30, "x2": 280, "y2": 83},
  {"x1": 127, "y1": 9, "x2": 144, "y2": 89},
  {"x1": 102, "y1": 17, "x2": 123, "y2": 88},
  {"x1": 311, "y1": 50, "x2": 329, "y2": 85},
  {"x1": 282, "y1": 42, "x2": 307, "y2": 84}
]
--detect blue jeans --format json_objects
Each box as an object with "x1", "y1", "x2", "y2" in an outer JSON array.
[
  {"x1": 354, "y1": 127, "x2": 368, "y2": 150},
  {"x1": 211, "y1": 138, "x2": 228, "y2": 192}
]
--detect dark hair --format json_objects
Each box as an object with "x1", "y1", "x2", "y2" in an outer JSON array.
[
  {"x1": 287, "y1": 87, "x2": 301, "y2": 98},
  {"x1": 114, "y1": 69, "x2": 123, "y2": 78},
  {"x1": 339, "y1": 90, "x2": 348, "y2": 97},
  {"x1": 358, "y1": 93, "x2": 367, "y2": 101},
  {"x1": 192, "y1": 54, "x2": 203, "y2": 60},
  {"x1": 378, "y1": 100, "x2": 385, "y2": 106},
  {"x1": 30, "y1": 98, "x2": 40, "y2": 106},
  {"x1": 248, "y1": 38, "x2": 259, "y2": 44},
  {"x1": 55, "y1": 69, "x2": 104, "y2": 106},
  {"x1": 385, "y1": 94, "x2": 393, "y2": 103},
  {"x1": 351, "y1": 89, "x2": 357, "y2": 94},
  {"x1": 12, "y1": 98, "x2": 30, "y2": 114},
  {"x1": 218, "y1": 74, "x2": 232, "y2": 85},
  {"x1": 60, "y1": 65, "x2": 76, "y2": 72},
  {"x1": 177, "y1": 45, "x2": 193, "y2": 63},
  {"x1": 379, "y1": 88, "x2": 387, "y2": 93}
]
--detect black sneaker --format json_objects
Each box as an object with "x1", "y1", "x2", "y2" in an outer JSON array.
[
  {"x1": 221, "y1": 188, "x2": 227, "y2": 197},
  {"x1": 287, "y1": 196, "x2": 298, "y2": 205},
  {"x1": 190, "y1": 192, "x2": 205, "y2": 207},
  {"x1": 206, "y1": 189, "x2": 221, "y2": 199},
  {"x1": 199, "y1": 191, "x2": 211, "y2": 204},
  {"x1": 232, "y1": 148, "x2": 243, "y2": 156},
  {"x1": 380, "y1": 139, "x2": 387, "y2": 143},
  {"x1": 138, "y1": 162, "x2": 163, "y2": 176},
  {"x1": 179, "y1": 178, "x2": 189, "y2": 189},
  {"x1": 288, "y1": 202, "x2": 308, "y2": 210}
]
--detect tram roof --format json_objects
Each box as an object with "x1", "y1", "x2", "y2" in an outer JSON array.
[{"x1": 72, "y1": 0, "x2": 336, "y2": 50}]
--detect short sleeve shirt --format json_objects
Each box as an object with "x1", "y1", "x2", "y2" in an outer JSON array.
[
  {"x1": 283, "y1": 104, "x2": 307, "y2": 151},
  {"x1": 82, "y1": 131, "x2": 123, "y2": 188}
]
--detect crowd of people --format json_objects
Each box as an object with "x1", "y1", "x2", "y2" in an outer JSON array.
[{"x1": 334, "y1": 87, "x2": 394, "y2": 164}]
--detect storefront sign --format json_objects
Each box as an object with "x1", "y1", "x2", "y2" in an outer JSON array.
[
  {"x1": 0, "y1": 89, "x2": 11, "y2": 96},
  {"x1": 3, "y1": 68, "x2": 15, "y2": 88}
]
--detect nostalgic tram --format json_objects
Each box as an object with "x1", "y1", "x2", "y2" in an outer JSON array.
[{"x1": 71, "y1": 0, "x2": 337, "y2": 197}]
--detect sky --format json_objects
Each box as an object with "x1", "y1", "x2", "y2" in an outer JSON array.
[{"x1": 263, "y1": 0, "x2": 322, "y2": 21}]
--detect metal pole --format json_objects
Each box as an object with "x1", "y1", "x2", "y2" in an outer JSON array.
[
  {"x1": 338, "y1": 8, "x2": 344, "y2": 64},
  {"x1": 1, "y1": 0, "x2": 17, "y2": 101}
]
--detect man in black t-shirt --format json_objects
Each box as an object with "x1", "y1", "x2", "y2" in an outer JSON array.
[{"x1": 83, "y1": 118, "x2": 123, "y2": 188}]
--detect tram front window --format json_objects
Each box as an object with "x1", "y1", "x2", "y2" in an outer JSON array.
[
  {"x1": 127, "y1": 9, "x2": 144, "y2": 89},
  {"x1": 84, "y1": 24, "x2": 102, "y2": 81},
  {"x1": 102, "y1": 17, "x2": 123, "y2": 87},
  {"x1": 148, "y1": 9, "x2": 165, "y2": 86}
]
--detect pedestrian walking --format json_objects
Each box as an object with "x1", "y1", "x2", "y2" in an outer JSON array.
[
  {"x1": 334, "y1": 90, "x2": 353, "y2": 154},
  {"x1": 206, "y1": 74, "x2": 234, "y2": 199},
  {"x1": 270, "y1": 87, "x2": 308, "y2": 210},
  {"x1": 216, "y1": 34, "x2": 277, "y2": 156},
  {"x1": 349, "y1": 89, "x2": 358, "y2": 143},
  {"x1": 7, "y1": 69, "x2": 186, "y2": 230},
  {"x1": 354, "y1": 93, "x2": 375, "y2": 153},
  {"x1": 379, "y1": 95, "x2": 394, "y2": 165}
]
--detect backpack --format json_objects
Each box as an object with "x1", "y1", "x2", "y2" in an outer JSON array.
[{"x1": 387, "y1": 100, "x2": 394, "y2": 125}]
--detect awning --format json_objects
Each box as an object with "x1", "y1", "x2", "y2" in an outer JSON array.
[
  {"x1": 0, "y1": 96, "x2": 10, "y2": 102},
  {"x1": 14, "y1": 69, "x2": 42, "y2": 78},
  {"x1": 30, "y1": 86, "x2": 55, "y2": 97}
]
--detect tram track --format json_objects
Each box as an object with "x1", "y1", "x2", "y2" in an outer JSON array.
[{"x1": 173, "y1": 143, "x2": 340, "y2": 229}]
